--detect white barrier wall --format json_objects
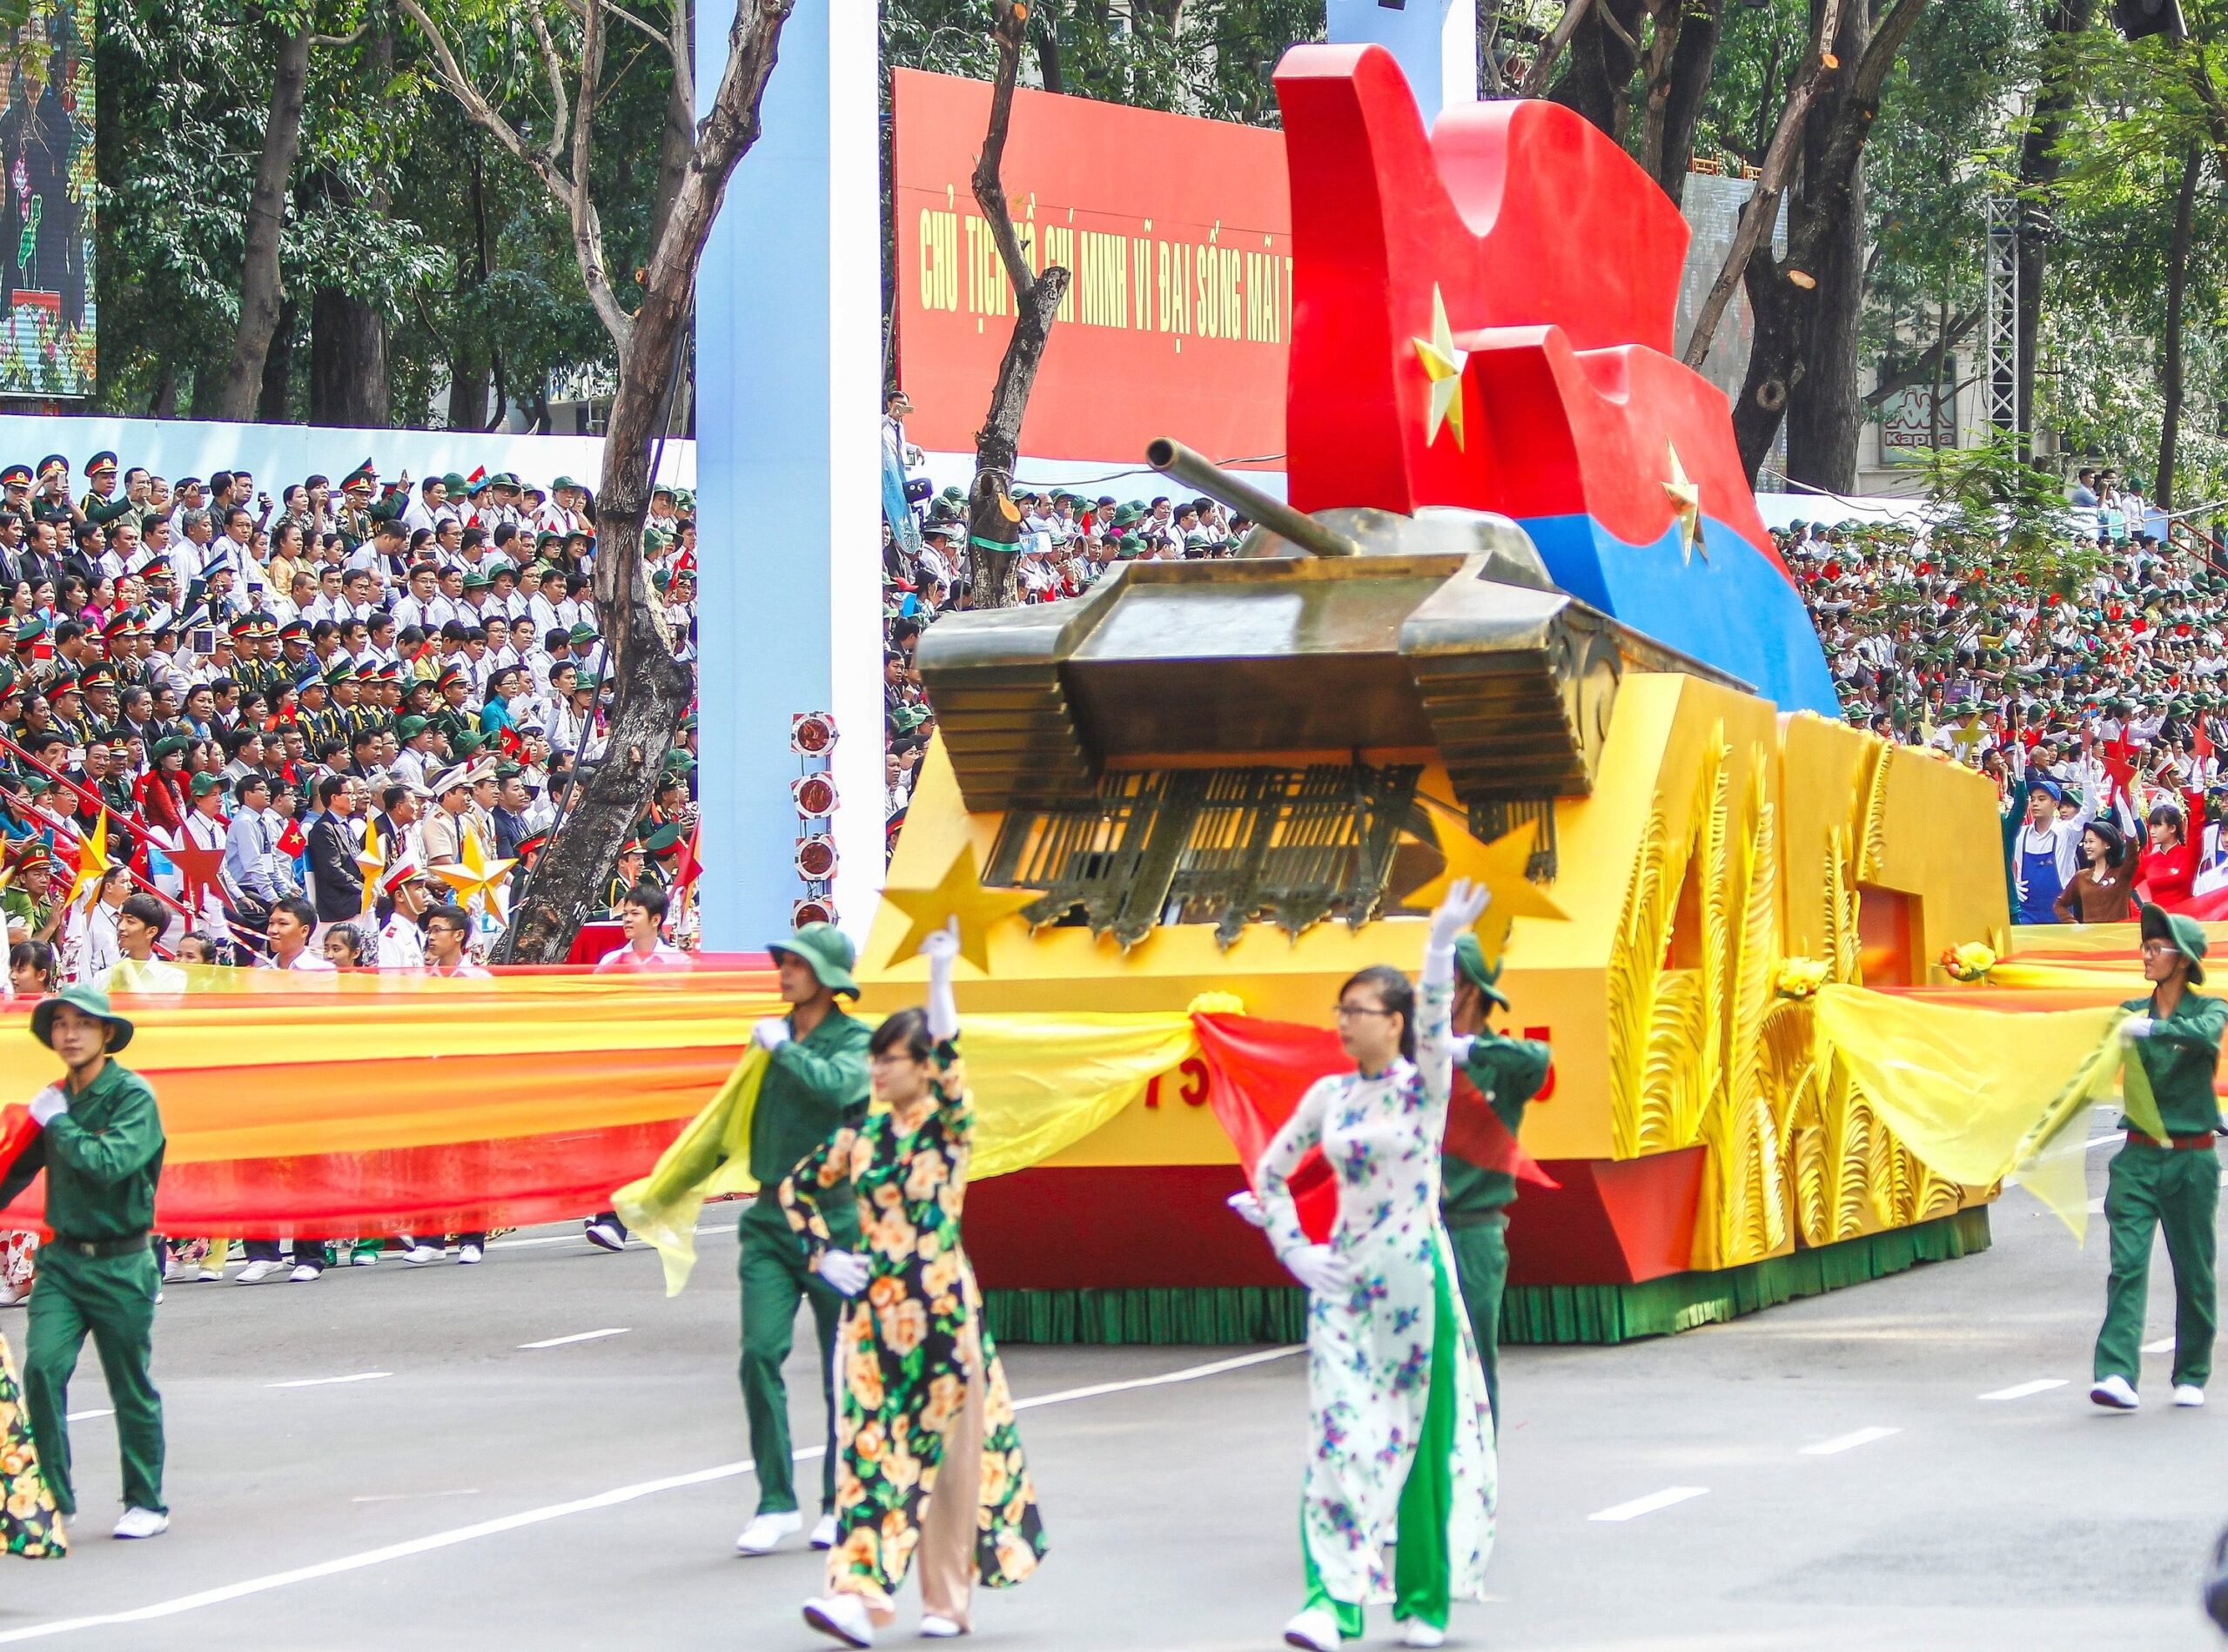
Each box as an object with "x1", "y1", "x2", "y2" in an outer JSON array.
[{"x1": 0, "y1": 413, "x2": 694, "y2": 495}]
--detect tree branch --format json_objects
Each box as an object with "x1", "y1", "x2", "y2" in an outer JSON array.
[
  {"x1": 667, "y1": 0, "x2": 694, "y2": 138},
  {"x1": 530, "y1": 9, "x2": 573, "y2": 165},
  {"x1": 1520, "y1": 0, "x2": 1599, "y2": 97},
  {"x1": 1680, "y1": 0, "x2": 1846, "y2": 366},
  {"x1": 1862, "y1": 311, "x2": 1978, "y2": 407},
  {"x1": 569, "y1": 0, "x2": 632, "y2": 348},
  {"x1": 970, "y1": 0, "x2": 1037, "y2": 302},
  {"x1": 398, "y1": 0, "x2": 574, "y2": 208}
]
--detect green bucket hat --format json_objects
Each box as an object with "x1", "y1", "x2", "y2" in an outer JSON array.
[
  {"x1": 32, "y1": 983, "x2": 134, "y2": 1052},
  {"x1": 1453, "y1": 932, "x2": 1510, "y2": 1011},
  {"x1": 2140, "y1": 903, "x2": 2207, "y2": 985},
  {"x1": 767, "y1": 921, "x2": 858, "y2": 997}
]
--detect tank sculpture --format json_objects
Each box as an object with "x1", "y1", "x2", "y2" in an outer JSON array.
[{"x1": 859, "y1": 44, "x2": 2011, "y2": 1343}]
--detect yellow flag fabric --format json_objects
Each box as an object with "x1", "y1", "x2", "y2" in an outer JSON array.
[
  {"x1": 1813, "y1": 986, "x2": 2164, "y2": 1239},
  {"x1": 613, "y1": 1013, "x2": 1199, "y2": 1296}
]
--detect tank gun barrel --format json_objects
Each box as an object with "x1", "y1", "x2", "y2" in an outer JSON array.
[{"x1": 1145, "y1": 437, "x2": 1357, "y2": 558}]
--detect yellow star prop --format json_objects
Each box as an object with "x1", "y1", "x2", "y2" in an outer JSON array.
[
  {"x1": 878, "y1": 842, "x2": 1039, "y2": 974},
  {"x1": 1408, "y1": 801, "x2": 1567, "y2": 963},
  {"x1": 64, "y1": 811, "x2": 106, "y2": 910},
  {"x1": 433, "y1": 830, "x2": 516, "y2": 922},
  {"x1": 1413, "y1": 284, "x2": 1467, "y2": 450},
  {"x1": 1663, "y1": 440, "x2": 1705, "y2": 565},
  {"x1": 355, "y1": 819, "x2": 385, "y2": 917}
]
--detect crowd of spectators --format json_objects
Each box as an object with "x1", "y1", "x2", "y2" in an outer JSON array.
[{"x1": 0, "y1": 448, "x2": 704, "y2": 991}]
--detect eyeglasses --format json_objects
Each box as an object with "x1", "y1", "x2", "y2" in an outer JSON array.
[{"x1": 1332, "y1": 1003, "x2": 1396, "y2": 1020}]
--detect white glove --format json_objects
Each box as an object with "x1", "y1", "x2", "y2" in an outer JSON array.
[
  {"x1": 921, "y1": 917, "x2": 960, "y2": 1043},
  {"x1": 27, "y1": 1085, "x2": 66, "y2": 1127},
  {"x1": 1426, "y1": 877, "x2": 1492, "y2": 954},
  {"x1": 752, "y1": 1017, "x2": 792, "y2": 1051},
  {"x1": 1452, "y1": 1034, "x2": 1477, "y2": 1064},
  {"x1": 1226, "y1": 1190, "x2": 1268, "y2": 1229},
  {"x1": 816, "y1": 1249, "x2": 869, "y2": 1297},
  {"x1": 1282, "y1": 1243, "x2": 1352, "y2": 1296},
  {"x1": 2121, "y1": 1015, "x2": 2156, "y2": 1042}
]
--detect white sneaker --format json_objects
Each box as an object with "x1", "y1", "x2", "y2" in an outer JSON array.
[
  {"x1": 236, "y1": 1259, "x2": 284, "y2": 1284},
  {"x1": 195, "y1": 1266, "x2": 224, "y2": 1282},
  {"x1": 456, "y1": 1243, "x2": 484, "y2": 1266},
  {"x1": 1284, "y1": 1608, "x2": 1341, "y2": 1652},
  {"x1": 584, "y1": 1219, "x2": 627, "y2": 1252},
  {"x1": 162, "y1": 1259, "x2": 191, "y2": 1283},
  {"x1": 402, "y1": 1244, "x2": 441, "y2": 1266},
  {"x1": 735, "y1": 1509, "x2": 802, "y2": 1555},
  {"x1": 352, "y1": 1249, "x2": 379, "y2": 1267},
  {"x1": 802, "y1": 1594, "x2": 875, "y2": 1648},
  {"x1": 919, "y1": 1615, "x2": 964, "y2": 1639},
  {"x1": 811, "y1": 1513, "x2": 838, "y2": 1549},
  {"x1": 2090, "y1": 1374, "x2": 2141, "y2": 1410},
  {"x1": 1401, "y1": 1623, "x2": 1446, "y2": 1649},
  {"x1": 112, "y1": 1507, "x2": 168, "y2": 1540},
  {"x1": 287, "y1": 1264, "x2": 321, "y2": 1283},
  {"x1": 0, "y1": 1280, "x2": 27, "y2": 1307},
  {"x1": 2176, "y1": 1384, "x2": 2206, "y2": 1407}
]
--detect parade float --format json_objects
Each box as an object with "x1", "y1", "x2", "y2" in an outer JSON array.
[{"x1": 856, "y1": 42, "x2": 2014, "y2": 1346}]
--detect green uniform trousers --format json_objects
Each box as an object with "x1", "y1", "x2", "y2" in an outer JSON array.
[
  {"x1": 1446, "y1": 1215, "x2": 1508, "y2": 1433},
  {"x1": 1301, "y1": 1248, "x2": 1460, "y2": 1636},
  {"x1": 23, "y1": 1244, "x2": 164, "y2": 1517},
  {"x1": 738, "y1": 1204, "x2": 842, "y2": 1517},
  {"x1": 2094, "y1": 1143, "x2": 2218, "y2": 1391}
]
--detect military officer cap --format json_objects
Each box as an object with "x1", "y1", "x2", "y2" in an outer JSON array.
[
  {"x1": 85, "y1": 451, "x2": 117, "y2": 475},
  {"x1": 278, "y1": 619, "x2": 308, "y2": 641},
  {"x1": 77, "y1": 664, "x2": 114, "y2": 693},
  {"x1": 10, "y1": 840, "x2": 50, "y2": 873},
  {"x1": 342, "y1": 466, "x2": 375, "y2": 493},
  {"x1": 35, "y1": 455, "x2": 64, "y2": 480},
  {"x1": 324, "y1": 661, "x2": 355, "y2": 687},
  {"x1": 437, "y1": 663, "x2": 469, "y2": 688},
  {"x1": 0, "y1": 465, "x2": 30, "y2": 487}
]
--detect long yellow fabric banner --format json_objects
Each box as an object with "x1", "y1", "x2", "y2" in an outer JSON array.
[
  {"x1": 1813, "y1": 986, "x2": 2165, "y2": 1239},
  {"x1": 614, "y1": 1013, "x2": 1200, "y2": 1293}
]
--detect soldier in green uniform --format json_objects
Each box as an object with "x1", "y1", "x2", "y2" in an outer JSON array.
[
  {"x1": 77, "y1": 452, "x2": 132, "y2": 527},
  {"x1": 0, "y1": 984, "x2": 168, "y2": 1537},
  {"x1": 1444, "y1": 935, "x2": 1552, "y2": 1432},
  {"x1": 733, "y1": 923, "x2": 871, "y2": 1559},
  {"x1": 2092, "y1": 904, "x2": 2225, "y2": 1412}
]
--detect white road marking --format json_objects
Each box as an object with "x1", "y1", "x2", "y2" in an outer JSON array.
[
  {"x1": 2144, "y1": 1338, "x2": 2178, "y2": 1353},
  {"x1": 518, "y1": 1328, "x2": 627, "y2": 1350},
  {"x1": 1798, "y1": 1426, "x2": 1900, "y2": 1455},
  {"x1": 351, "y1": 1491, "x2": 481, "y2": 1504},
  {"x1": 268, "y1": 1372, "x2": 392, "y2": 1390},
  {"x1": 1978, "y1": 1379, "x2": 2067, "y2": 1401},
  {"x1": 0, "y1": 1346, "x2": 1305, "y2": 1642},
  {"x1": 1588, "y1": 1486, "x2": 1709, "y2": 1522},
  {"x1": 64, "y1": 1409, "x2": 110, "y2": 1422}
]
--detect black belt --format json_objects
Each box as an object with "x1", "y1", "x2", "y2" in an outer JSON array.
[{"x1": 50, "y1": 1233, "x2": 151, "y2": 1259}]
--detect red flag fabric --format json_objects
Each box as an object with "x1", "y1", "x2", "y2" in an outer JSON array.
[{"x1": 1190, "y1": 1011, "x2": 1553, "y2": 1246}]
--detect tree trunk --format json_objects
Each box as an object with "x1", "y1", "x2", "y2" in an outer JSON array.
[
  {"x1": 497, "y1": 0, "x2": 798, "y2": 964},
  {"x1": 446, "y1": 326, "x2": 490, "y2": 430},
  {"x1": 1649, "y1": 0, "x2": 1721, "y2": 205},
  {"x1": 1545, "y1": 0, "x2": 1650, "y2": 139},
  {"x1": 2158, "y1": 142, "x2": 2204, "y2": 508},
  {"x1": 214, "y1": 27, "x2": 313, "y2": 423},
  {"x1": 257, "y1": 297, "x2": 297, "y2": 422},
  {"x1": 1725, "y1": 0, "x2": 1927, "y2": 479},
  {"x1": 1782, "y1": 0, "x2": 1872, "y2": 493},
  {"x1": 648, "y1": 64, "x2": 694, "y2": 259},
  {"x1": 964, "y1": 0, "x2": 1071, "y2": 611},
  {"x1": 310, "y1": 285, "x2": 392, "y2": 426},
  {"x1": 2015, "y1": 0, "x2": 2093, "y2": 453}
]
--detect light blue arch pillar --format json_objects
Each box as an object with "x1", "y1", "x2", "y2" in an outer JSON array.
[
  {"x1": 694, "y1": 0, "x2": 884, "y2": 950},
  {"x1": 1325, "y1": 0, "x2": 1479, "y2": 126}
]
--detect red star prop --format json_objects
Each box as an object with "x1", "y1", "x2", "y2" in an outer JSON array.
[{"x1": 168, "y1": 843, "x2": 226, "y2": 912}]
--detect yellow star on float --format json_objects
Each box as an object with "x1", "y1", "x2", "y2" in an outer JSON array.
[
  {"x1": 1664, "y1": 440, "x2": 1705, "y2": 565},
  {"x1": 879, "y1": 842, "x2": 1040, "y2": 974},
  {"x1": 64, "y1": 810, "x2": 106, "y2": 910},
  {"x1": 433, "y1": 830, "x2": 516, "y2": 922},
  {"x1": 1408, "y1": 802, "x2": 1567, "y2": 963},
  {"x1": 1413, "y1": 284, "x2": 1467, "y2": 450}
]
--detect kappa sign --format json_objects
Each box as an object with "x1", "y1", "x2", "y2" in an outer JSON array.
[{"x1": 890, "y1": 69, "x2": 1290, "y2": 469}]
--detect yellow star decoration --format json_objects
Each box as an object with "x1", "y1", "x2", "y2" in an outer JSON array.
[
  {"x1": 433, "y1": 830, "x2": 516, "y2": 922},
  {"x1": 1407, "y1": 802, "x2": 1567, "y2": 964},
  {"x1": 355, "y1": 819, "x2": 385, "y2": 917},
  {"x1": 1413, "y1": 284, "x2": 1467, "y2": 450},
  {"x1": 64, "y1": 810, "x2": 106, "y2": 910},
  {"x1": 879, "y1": 841, "x2": 1039, "y2": 975},
  {"x1": 1664, "y1": 440, "x2": 1705, "y2": 565}
]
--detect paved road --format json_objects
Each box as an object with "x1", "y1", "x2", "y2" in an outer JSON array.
[{"x1": 0, "y1": 1123, "x2": 2222, "y2": 1650}]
